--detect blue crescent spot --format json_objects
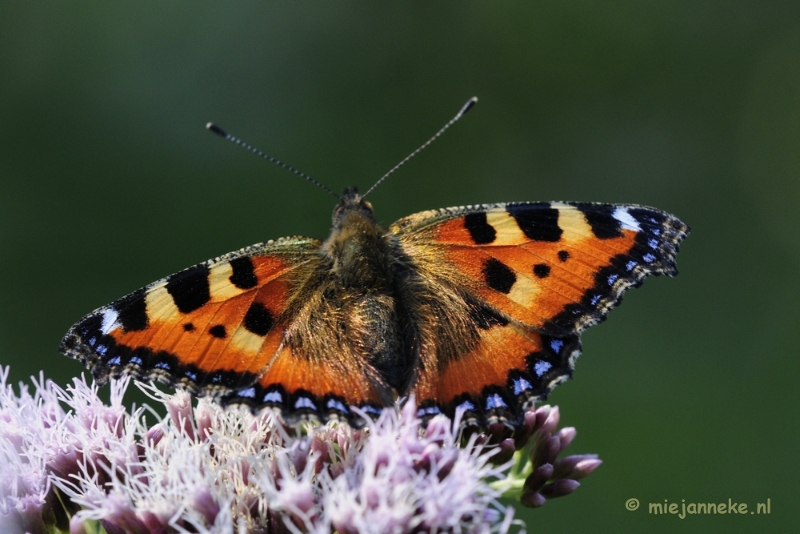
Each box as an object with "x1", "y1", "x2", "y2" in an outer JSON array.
[
  {"x1": 418, "y1": 405, "x2": 441, "y2": 417},
  {"x1": 263, "y1": 390, "x2": 282, "y2": 403},
  {"x1": 236, "y1": 387, "x2": 256, "y2": 399},
  {"x1": 108, "y1": 356, "x2": 121, "y2": 365},
  {"x1": 513, "y1": 377, "x2": 533, "y2": 394},
  {"x1": 485, "y1": 393, "x2": 507, "y2": 410},
  {"x1": 625, "y1": 260, "x2": 638, "y2": 271},
  {"x1": 154, "y1": 362, "x2": 171, "y2": 370},
  {"x1": 456, "y1": 400, "x2": 476, "y2": 412},
  {"x1": 550, "y1": 339, "x2": 564, "y2": 354},
  {"x1": 534, "y1": 360, "x2": 553, "y2": 377},
  {"x1": 294, "y1": 397, "x2": 316, "y2": 410},
  {"x1": 130, "y1": 356, "x2": 143, "y2": 365},
  {"x1": 643, "y1": 253, "x2": 656, "y2": 263},
  {"x1": 326, "y1": 398, "x2": 348, "y2": 413}
]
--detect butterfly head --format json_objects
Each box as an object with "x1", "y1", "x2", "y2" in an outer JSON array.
[{"x1": 333, "y1": 186, "x2": 376, "y2": 227}]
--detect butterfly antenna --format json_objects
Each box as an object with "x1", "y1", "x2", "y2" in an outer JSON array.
[
  {"x1": 362, "y1": 96, "x2": 478, "y2": 199},
  {"x1": 206, "y1": 123, "x2": 341, "y2": 200}
]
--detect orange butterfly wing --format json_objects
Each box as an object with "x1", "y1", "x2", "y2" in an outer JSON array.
[
  {"x1": 391, "y1": 202, "x2": 688, "y2": 425},
  {"x1": 60, "y1": 237, "x2": 390, "y2": 424}
]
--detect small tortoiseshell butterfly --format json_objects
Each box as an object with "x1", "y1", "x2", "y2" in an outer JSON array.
[{"x1": 60, "y1": 98, "x2": 689, "y2": 429}]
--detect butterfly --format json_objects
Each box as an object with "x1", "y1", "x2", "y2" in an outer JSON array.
[{"x1": 60, "y1": 99, "x2": 689, "y2": 429}]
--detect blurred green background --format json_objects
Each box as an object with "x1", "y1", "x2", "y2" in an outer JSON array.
[{"x1": 2, "y1": 2, "x2": 798, "y2": 532}]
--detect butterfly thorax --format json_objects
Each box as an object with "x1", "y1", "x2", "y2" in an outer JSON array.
[
  {"x1": 322, "y1": 187, "x2": 393, "y2": 290},
  {"x1": 287, "y1": 187, "x2": 410, "y2": 394}
]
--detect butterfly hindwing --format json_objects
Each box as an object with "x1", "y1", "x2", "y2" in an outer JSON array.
[
  {"x1": 220, "y1": 342, "x2": 390, "y2": 424},
  {"x1": 413, "y1": 322, "x2": 582, "y2": 427},
  {"x1": 392, "y1": 201, "x2": 688, "y2": 424}
]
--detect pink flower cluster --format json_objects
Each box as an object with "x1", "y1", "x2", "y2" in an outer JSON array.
[{"x1": 0, "y1": 367, "x2": 600, "y2": 534}]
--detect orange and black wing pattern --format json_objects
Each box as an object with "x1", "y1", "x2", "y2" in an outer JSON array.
[
  {"x1": 62, "y1": 198, "x2": 688, "y2": 429},
  {"x1": 60, "y1": 237, "x2": 390, "y2": 425},
  {"x1": 391, "y1": 201, "x2": 689, "y2": 426}
]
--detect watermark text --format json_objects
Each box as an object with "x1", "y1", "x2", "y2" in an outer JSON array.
[{"x1": 625, "y1": 498, "x2": 771, "y2": 519}]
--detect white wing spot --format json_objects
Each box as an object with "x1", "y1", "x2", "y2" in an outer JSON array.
[
  {"x1": 612, "y1": 207, "x2": 641, "y2": 232},
  {"x1": 101, "y1": 309, "x2": 119, "y2": 334}
]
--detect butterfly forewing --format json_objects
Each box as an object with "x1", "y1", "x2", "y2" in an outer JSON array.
[{"x1": 60, "y1": 238, "x2": 318, "y2": 396}]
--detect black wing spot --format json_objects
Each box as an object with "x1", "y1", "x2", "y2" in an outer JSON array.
[
  {"x1": 229, "y1": 257, "x2": 258, "y2": 289},
  {"x1": 558, "y1": 250, "x2": 570, "y2": 262},
  {"x1": 243, "y1": 302, "x2": 274, "y2": 336},
  {"x1": 183, "y1": 323, "x2": 195, "y2": 332},
  {"x1": 576, "y1": 203, "x2": 623, "y2": 239},
  {"x1": 464, "y1": 212, "x2": 497, "y2": 244},
  {"x1": 506, "y1": 203, "x2": 562, "y2": 242},
  {"x1": 209, "y1": 325, "x2": 227, "y2": 338},
  {"x1": 483, "y1": 258, "x2": 516, "y2": 294},
  {"x1": 115, "y1": 289, "x2": 148, "y2": 332},
  {"x1": 533, "y1": 263, "x2": 551, "y2": 278},
  {"x1": 166, "y1": 264, "x2": 211, "y2": 313}
]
